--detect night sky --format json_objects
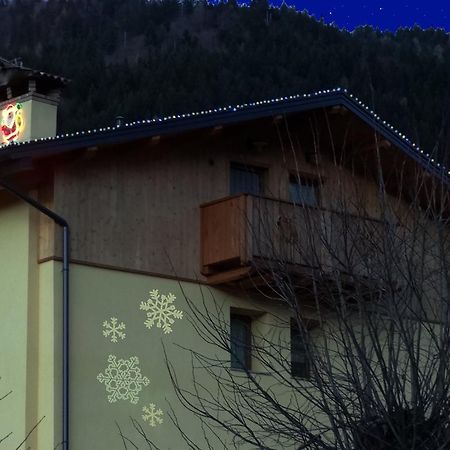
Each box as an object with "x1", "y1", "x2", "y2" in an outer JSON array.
[{"x1": 273, "y1": 1, "x2": 450, "y2": 32}]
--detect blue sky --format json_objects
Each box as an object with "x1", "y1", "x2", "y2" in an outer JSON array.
[{"x1": 274, "y1": 1, "x2": 450, "y2": 31}]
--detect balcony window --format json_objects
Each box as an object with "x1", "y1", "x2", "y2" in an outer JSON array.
[
  {"x1": 291, "y1": 320, "x2": 311, "y2": 379},
  {"x1": 289, "y1": 174, "x2": 319, "y2": 207},
  {"x1": 230, "y1": 313, "x2": 252, "y2": 370},
  {"x1": 230, "y1": 163, "x2": 264, "y2": 196}
]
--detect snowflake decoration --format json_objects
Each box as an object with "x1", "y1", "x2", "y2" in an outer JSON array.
[
  {"x1": 97, "y1": 355, "x2": 149, "y2": 404},
  {"x1": 140, "y1": 289, "x2": 183, "y2": 334},
  {"x1": 102, "y1": 317, "x2": 126, "y2": 343},
  {"x1": 142, "y1": 403, "x2": 164, "y2": 427}
]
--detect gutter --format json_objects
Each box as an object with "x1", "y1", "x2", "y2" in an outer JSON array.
[{"x1": 0, "y1": 178, "x2": 70, "y2": 450}]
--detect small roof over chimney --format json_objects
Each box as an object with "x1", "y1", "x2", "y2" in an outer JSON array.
[{"x1": 0, "y1": 57, "x2": 68, "y2": 102}]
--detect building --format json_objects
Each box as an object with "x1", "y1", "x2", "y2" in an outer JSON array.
[{"x1": 0, "y1": 62, "x2": 448, "y2": 449}]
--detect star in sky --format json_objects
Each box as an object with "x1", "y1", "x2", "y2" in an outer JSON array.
[{"x1": 270, "y1": 1, "x2": 450, "y2": 31}]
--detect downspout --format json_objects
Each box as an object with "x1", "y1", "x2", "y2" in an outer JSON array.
[{"x1": 0, "y1": 178, "x2": 70, "y2": 450}]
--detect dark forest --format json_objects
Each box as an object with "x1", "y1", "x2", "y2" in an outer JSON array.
[{"x1": 1, "y1": 0, "x2": 449, "y2": 159}]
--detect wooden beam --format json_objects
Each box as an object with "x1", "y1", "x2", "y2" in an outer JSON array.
[
  {"x1": 273, "y1": 114, "x2": 283, "y2": 123},
  {"x1": 238, "y1": 272, "x2": 273, "y2": 290},
  {"x1": 206, "y1": 266, "x2": 252, "y2": 285},
  {"x1": 357, "y1": 138, "x2": 392, "y2": 154},
  {"x1": 211, "y1": 125, "x2": 223, "y2": 135},
  {"x1": 329, "y1": 105, "x2": 348, "y2": 115},
  {"x1": 150, "y1": 135, "x2": 161, "y2": 145},
  {"x1": 0, "y1": 158, "x2": 33, "y2": 178}
]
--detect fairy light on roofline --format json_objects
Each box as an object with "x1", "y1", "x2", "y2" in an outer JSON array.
[{"x1": 0, "y1": 88, "x2": 447, "y2": 179}]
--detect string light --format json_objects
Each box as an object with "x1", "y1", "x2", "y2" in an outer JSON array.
[{"x1": 0, "y1": 88, "x2": 447, "y2": 180}]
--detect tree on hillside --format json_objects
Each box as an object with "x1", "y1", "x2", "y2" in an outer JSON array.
[{"x1": 0, "y1": 0, "x2": 449, "y2": 160}]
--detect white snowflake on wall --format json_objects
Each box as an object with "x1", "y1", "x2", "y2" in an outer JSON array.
[
  {"x1": 142, "y1": 403, "x2": 164, "y2": 427},
  {"x1": 140, "y1": 289, "x2": 183, "y2": 334},
  {"x1": 102, "y1": 317, "x2": 126, "y2": 343},
  {"x1": 97, "y1": 355, "x2": 149, "y2": 404}
]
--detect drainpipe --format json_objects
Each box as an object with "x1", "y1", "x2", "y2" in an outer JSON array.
[{"x1": 0, "y1": 178, "x2": 70, "y2": 450}]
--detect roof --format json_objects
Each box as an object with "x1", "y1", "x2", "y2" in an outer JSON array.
[
  {"x1": 0, "y1": 57, "x2": 69, "y2": 87},
  {"x1": 0, "y1": 87, "x2": 448, "y2": 186}
]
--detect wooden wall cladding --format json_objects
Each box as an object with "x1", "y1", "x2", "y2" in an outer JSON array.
[{"x1": 42, "y1": 113, "x2": 391, "y2": 281}]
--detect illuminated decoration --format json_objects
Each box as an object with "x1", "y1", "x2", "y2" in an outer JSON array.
[
  {"x1": 2, "y1": 88, "x2": 448, "y2": 180},
  {"x1": 1, "y1": 103, "x2": 24, "y2": 144}
]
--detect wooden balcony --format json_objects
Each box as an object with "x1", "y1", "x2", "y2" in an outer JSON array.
[{"x1": 201, "y1": 194, "x2": 389, "y2": 285}]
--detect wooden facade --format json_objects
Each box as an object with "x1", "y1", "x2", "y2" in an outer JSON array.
[{"x1": 31, "y1": 108, "x2": 407, "y2": 286}]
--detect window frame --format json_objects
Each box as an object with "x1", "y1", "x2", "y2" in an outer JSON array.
[
  {"x1": 230, "y1": 313, "x2": 252, "y2": 371},
  {"x1": 290, "y1": 319, "x2": 311, "y2": 379},
  {"x1": 230, "y1": 162, "x2": 266, "y2": 196},
  {"x1": 288, "y1": 173, "x2": 321, "y2": 207}
]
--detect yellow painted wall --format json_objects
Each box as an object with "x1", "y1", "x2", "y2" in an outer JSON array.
[
  {"x1": 36, "y1": 260, "x2": 63, "y2": 450},
  {"x1": 0, "y1": 195, "x2": 39, "y2": 448},
  {"x1": 0, "y1": 195, "x2": 64, "y2": 449},
  {"x1": 66, "y1": 263, "x2": 294, "y2": 449}
]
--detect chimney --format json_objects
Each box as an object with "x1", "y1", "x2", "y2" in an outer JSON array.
[
  {"x1": 115, "y1": 115, "x2": 125, "y2": 128},
  {"x1": 0, "y1": 58, "x2": 68, "y2": 144}
]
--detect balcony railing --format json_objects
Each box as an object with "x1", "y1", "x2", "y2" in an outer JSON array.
[{"x1": 201, "y1": 194, "x2": 392, "y2": 285}]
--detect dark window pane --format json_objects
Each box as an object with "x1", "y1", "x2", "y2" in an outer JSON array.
[
  {"x1": 230, "y1": 314, "x2": 252, "y2": 370},
  {"x1": 289, "y1": 175, "x2": 318, "y2": 207},
  {"x1": 291, "y1": 321, "x2": 310, "y2": 378},
  {"x1": 230, "y1": 163, "x2": 264, "y2": 196}
]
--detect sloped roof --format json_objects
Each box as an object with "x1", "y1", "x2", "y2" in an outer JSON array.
[
  {"x1": 0, "y1": 57, "x2": 68, "y2": 87},
  {"x1": 0, "y1": 87, "x2": 448, "y2": 186}
]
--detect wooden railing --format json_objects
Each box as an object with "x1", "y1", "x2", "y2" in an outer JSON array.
[{"x1": 201, "y1": 194, "x2": 392, "y2": 283}]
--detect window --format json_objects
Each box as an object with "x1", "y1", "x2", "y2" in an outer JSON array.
[
  {"x1": 291, "y1": 320, "x2": 310, "y2": 379},
  {"x1": 230, "y1": 163, "x2": 264, "y2": 196},
  {"x1": 230, "y1": 314, "x2": 252, "y2": 370},
  {"x1": 289, "y1": 174, "x2": 319, "y2": 207}
]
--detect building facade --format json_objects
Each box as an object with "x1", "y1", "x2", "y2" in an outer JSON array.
[{"x1": 0, "y1": 62, "x2": 448, "y2": 449}]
